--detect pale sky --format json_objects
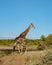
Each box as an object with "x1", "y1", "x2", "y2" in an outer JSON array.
[{"x1": 0, "y1": 0, "x2": 52, "y2": 39}]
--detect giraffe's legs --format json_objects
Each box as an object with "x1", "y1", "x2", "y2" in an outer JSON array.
[
  {"x1": 21, "y1": 42, "x2": 27, "y2": 53},
  {"x1": 13, "y1": 43, "x2": 21, "y2": 53},
  {"x1": 23, "y1": 43, "x2": 27, "y2": 52},
  {"x1": 17, "y1": 43, "x2": 24, "y2": 54},
  {"x1": 17, "y1": 44, "x2": 21, "y2": 53},
  {"x1": 17, "y1": 43, "x2": 25, "y2": 54},
  {"x1": 13, "y1": 42, "x2": 27, "y2": 54}
]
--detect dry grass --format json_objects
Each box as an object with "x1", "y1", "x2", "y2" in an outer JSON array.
[
  {"x1": 23, "y1": 49, "x2": 52, "y2": 65},
  {"x1": 0, "y1": 49, "x2": 52, "y2": 65}
]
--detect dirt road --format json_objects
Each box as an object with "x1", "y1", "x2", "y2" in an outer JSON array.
[{"x1": 0, "y1": 53, "x2": 24, "y2": 65}]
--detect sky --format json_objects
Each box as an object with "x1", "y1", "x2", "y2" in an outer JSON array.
[{"x1": 0, "y1": 0, "x2": 52, "y2": 39}]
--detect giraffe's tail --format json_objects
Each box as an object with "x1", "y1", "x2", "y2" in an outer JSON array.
[
  {"x1": 13, "y1": 42, "x2": 17, "y2": 52},
  {"x1": 13, "y1": 46, "x2": 16, "y2": 52}
]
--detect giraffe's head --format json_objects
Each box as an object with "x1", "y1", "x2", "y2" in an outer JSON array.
[{"x1": 30, "y1": 23, "x2": 35, "y2": 29}]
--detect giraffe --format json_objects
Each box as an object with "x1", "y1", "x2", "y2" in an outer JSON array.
[{"x1": 13, "y1": 23, "x2": 35, "y2": 53}]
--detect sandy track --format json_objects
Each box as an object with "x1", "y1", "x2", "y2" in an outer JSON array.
[{"x1": 0, "y1": 53, "x2": 24, "y2": 65}]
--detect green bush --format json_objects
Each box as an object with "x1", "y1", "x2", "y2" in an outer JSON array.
[{"x1": 0, "y1": 39, "x2": 14, "y2": 46}]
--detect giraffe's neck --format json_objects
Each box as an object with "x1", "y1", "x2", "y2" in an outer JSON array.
[{"x1": 19, "y1": 25, "x2": 33, "y2": 38}]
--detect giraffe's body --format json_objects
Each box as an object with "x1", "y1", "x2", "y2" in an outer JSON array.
[{"x1": 13, "y1": 23, "x2": 35, "y2": 53}]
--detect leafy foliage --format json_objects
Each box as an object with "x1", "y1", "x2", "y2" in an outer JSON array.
[
  {"x1": 0, "y1": 34, "x2": 52, "y2": 49},
  {"x1": 0, "y1": 39, "x2": 14, "y2": 46},
  {"x1": 40, "y1": 35, "x2": 46, "y2": 41}
]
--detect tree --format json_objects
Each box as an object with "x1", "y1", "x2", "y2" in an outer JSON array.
[
  {"x1": 40, "y1": 35, "x2": 46, "y2": 41},
  {"x1": 46, "y1": 34, "x2": 52, "y2": 44}
]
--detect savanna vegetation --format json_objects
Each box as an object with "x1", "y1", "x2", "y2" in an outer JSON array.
[
  {"x1": 0, "y1": 34, "x2": 52, "y2": 48},
  {"x1": 0, "y1": 39, "x2": 14, "y2": 46},
  {"x1": 0, "y1": 34, "x2": 52, "y2": 65}
]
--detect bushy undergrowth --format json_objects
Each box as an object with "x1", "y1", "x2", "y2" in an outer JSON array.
[
  {"x1": 0, "y1": 34, "x2": 52, "y2": 49},
  {"x1": 0, "y1": 39, "x2": 14, "y2": 46},
  {"x1": 24, "y1": 50, "x2": 52, "y2": 65},
  {"x1": 0, "y1": 50, "x2": 12, "y2": 58}
]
